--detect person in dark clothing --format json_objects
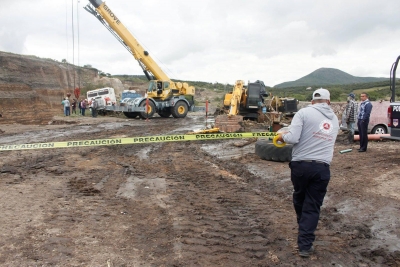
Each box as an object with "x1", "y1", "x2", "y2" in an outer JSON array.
[
  {"x1": 276, "y1": 88, "x2": 339, "y2": 257},
  {"x1": 91, "y1": 98, "x2": 98, "y2": 118},
  {"x1": 71, "y1": 99, "x2": 77, "y2": 114},
  {"x1": 357, "y1": 93, "x2": 373, "y2": 152},
  {"x1": 78, "y1": 100, "x2": 82, "y2": 115}
]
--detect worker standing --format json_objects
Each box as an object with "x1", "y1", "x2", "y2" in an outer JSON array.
[
  {"x1": 63, "y1": 97, "x2": 70, "y2": 116},
  {"x1": 345, "y1": 93, "x2": 358, "y2": 144},
  {"x1": 91, "y1": 98, "x2": 98, "y2": 118},
  {"x1": 357, "y1": 93, "x2": 373, "y2": 152},
  {"x1": 80, "y1": 99, "x2": 85, "y2": 116},
  {"x1": 276, "y1": 88, "x2": 339, "y2": 257}
]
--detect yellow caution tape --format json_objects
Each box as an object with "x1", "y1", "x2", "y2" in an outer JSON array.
[
  {"x1": 0, "y1": 132, "x2": 278, "y2": 151},
  {"x1": 273, "y1": 134, "x2": 286, "y2": 148}
]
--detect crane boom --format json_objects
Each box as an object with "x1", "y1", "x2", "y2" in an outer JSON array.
[{"x1": 84, "y1": 0, "x2": 168, "y2": 81}]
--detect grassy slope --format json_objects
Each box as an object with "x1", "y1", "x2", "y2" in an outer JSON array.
[{"x1": 108, "y1": 74, "x2": 399, "y2": 103}]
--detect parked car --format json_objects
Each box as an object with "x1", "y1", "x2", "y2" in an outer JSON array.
[{"x1": 340, "y1": 100, "x2": 390, "y2": 134}]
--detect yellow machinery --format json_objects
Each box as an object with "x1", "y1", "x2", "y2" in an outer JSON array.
[
  {"x1": 215, "y1": 80, "x2": 269, "y2": 132},
  {"x1": 85, "y1": 0, "x2": 202, "y2": 119},
  {"x1": 224, "y1": 80, "x2": 246, "y2": 116},
  {"x1": 214, "y1": 80, "x2": 298, "y2": 132}
]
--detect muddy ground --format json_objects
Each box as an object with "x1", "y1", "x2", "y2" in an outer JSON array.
[{"x1": 0, "y1": 112, "x2": 400, "y2": 267}]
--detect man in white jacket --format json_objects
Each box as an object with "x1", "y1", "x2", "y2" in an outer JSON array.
[{"x1": 277, "y1": 88, "x2": 339, "y2": 257}]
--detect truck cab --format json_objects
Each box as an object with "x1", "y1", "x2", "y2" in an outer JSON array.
[
  {"x1": 387, "y1": 103, "x2": 400, "y2": 139},
  {"x1": 383, "y1": 55, "x2": 400, "y2": 140}
]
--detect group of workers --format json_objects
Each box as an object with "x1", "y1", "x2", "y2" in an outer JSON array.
[
  {"x1": 345, "y1": 92, "x2": 373, "y2": 152},
  {"x1": 61, "y1": 97, "x2": 99, "y2": 117}
]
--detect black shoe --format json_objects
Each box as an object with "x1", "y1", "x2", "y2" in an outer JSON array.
[
  {"x1": 299, "y1": 246, "x2": 314, "y2": 257},
  {"x1": 358, "y1": 149, "x2": 366, "y2": 152}
]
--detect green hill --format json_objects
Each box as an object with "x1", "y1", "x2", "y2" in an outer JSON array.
[
  {"x1": 274, "y1": 68, "x2": 387, "y2": 88},
  {"x1": 111, "y1": 69, "x2": 398, "y2": 102}
]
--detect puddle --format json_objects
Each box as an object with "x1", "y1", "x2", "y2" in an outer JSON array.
[
  {"x1": 97, "y1": 122, "x2": 132, "y2": 130},
  {"x1": 201, "y1": 140, "x2": 254, "y2": 160},
  {"x1": 137, "y1": 147, "x2": 152, "y2": 160},
  {"x1": 335, "y1": 198, "x2": 400, "y2": 252},
  {"x1": 0, "y1": 125, "x2": 91, "y2": 144},
  {"x1": 117, "y1": 176, "x2": 167, "y2": 208},
  {"x1": 171, "y1": 115, "x2": 215, "y2": 133},
  {"x1": 0, "y1": 123, "x2": 133, "y2": 145},
  {"x1": 0, "y1": 114, "x2": 215, "y2": 147},
  {"x1": 370, "y1": 206, "x2": 400, "y2": 252}
]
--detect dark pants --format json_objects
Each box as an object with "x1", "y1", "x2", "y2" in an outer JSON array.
[
  {"x1": 357, "y1": 119, "x2": 369, "y2": 151},
  {"x1": 289, "y1": 161, "x2": 330, "y2": 251},
  {"x1": 81, "y1": 108, "x2": 86, "y2": 116}
]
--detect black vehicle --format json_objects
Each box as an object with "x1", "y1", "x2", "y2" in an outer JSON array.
[{"x1": 383, "y1": 56, "x2": 400, "y2": 140}]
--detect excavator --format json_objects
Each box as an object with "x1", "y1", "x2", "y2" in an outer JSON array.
[
  {"x1": 214, "y1": 80, "x2": 297, "y2": 132},
  {"x1": 214, "y1": 80, "x2": 269, "y2": 132},
  {"x1": 84, "y1": 0, "x2": 203, "y2": 119}
]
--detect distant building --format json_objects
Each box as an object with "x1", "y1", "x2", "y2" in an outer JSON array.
[{"x1": 306, "y1": 87, "x2": 312, "y2": 90}]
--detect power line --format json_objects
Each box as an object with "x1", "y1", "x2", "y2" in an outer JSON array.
[
  {"x1": 65, "y1": 0, "x2": 70, "y2": 90},
  {"x1": 77, "y1": 0, "x2": 81, "y2": 88},
  {"x1": 71, "y1": 0, "x2": 75, "y2": 90}
]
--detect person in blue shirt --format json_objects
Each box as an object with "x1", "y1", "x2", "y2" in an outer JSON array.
[{"x1": 357, "y1": 93, "x2": 373, "y2": 152}]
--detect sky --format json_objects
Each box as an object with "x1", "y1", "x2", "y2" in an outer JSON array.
[{"x1": 1, "y1": 0, "x2": 400, "y2": 87}]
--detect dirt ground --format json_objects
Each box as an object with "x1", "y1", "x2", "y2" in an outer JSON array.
[{"x1": 0, "y1": 112, "x2": 400, "y2": 267}]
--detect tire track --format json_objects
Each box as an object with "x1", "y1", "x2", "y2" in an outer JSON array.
[{"x1": 158, "y1": 142, "x2": 297, "y2": 266}]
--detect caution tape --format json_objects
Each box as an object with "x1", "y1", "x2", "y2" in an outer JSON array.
[{"x1": 0, "y1": 132, "x2": 277, "y2": 151}]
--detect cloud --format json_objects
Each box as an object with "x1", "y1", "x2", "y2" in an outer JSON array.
[
  {"x1": 1, "y1": 0, "x2": 400, "y2": 86},
  {"x1": 312, "y1": 47, "x2": 337, "y2": 57}
]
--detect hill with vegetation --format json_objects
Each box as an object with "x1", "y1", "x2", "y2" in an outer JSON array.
[
  {"x1": 111, "y1": 73, "x2": 399, "y2": 103},
  {"x1": 274, "y1": 68, "x2": 387, "y2": 88},
  {"x1": 269, "y1": 79, "x2": 400, "y2": 102}
]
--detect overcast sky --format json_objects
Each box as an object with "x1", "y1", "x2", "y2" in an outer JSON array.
[{"x1": 1, "y1": 0, "x2": 400, "y2": 87}]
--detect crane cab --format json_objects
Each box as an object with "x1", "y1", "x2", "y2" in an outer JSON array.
[{"x1": 147, "y1": 80, "x2": 172, "y2": 99}]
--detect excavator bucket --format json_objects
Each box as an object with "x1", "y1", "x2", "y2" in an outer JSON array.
[{"x1": 214, "y1": 114, "x2": 244, "y2": 133}]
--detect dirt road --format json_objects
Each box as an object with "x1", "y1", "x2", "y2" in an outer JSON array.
[{"x1": 0, "y1": 114, "x2": 399, "y2": 266}]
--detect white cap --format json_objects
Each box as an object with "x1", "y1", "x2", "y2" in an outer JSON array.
[{"x1": 312, "y1": 88, "x2": 330, "y2": 100}]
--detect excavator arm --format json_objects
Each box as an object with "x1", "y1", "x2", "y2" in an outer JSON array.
[{"x1": 223, "y1": 80, "x2": 245, "y2": 116}]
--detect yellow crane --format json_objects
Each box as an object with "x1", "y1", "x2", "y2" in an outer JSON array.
[{"x1": 84, "y1": 0, "x2": 202, "y2": 119}]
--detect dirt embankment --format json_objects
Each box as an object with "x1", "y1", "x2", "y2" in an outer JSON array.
[{"x1": 0, "y1": 51, "x2": 149, "y2": 124}]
